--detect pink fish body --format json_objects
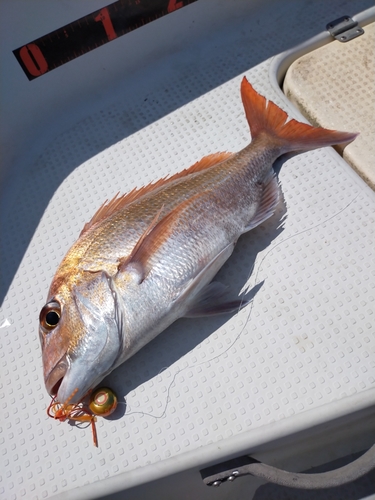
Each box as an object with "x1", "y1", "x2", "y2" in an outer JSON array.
[{"x1": 39, "y1": 78, "x2": 357, "y2": 404}]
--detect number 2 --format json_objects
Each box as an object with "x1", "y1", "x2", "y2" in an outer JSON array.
[{"x1": 168, "y1": 0, "x2": 184, "y2": 12}]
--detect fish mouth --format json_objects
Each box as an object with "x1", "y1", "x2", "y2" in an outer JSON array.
[
  {"x1": 51, "y1": 377, "x2": 63, "y2": 397},
  {"x1": 45, "y1": 355, "x2": 69, "y2": 398}
]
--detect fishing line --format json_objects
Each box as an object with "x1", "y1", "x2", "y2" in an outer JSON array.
[{"x1": 124, "y1": 189, "x2": 361, "y2": 420}]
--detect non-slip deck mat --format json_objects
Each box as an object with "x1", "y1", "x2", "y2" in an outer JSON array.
[{"x1": 1, "y1": 1, "x2": 374, "y2": 499}]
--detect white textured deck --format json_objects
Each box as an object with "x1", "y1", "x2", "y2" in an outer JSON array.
[{"x1": 0, "y1": 1, "x2": 374, "y2": 499}]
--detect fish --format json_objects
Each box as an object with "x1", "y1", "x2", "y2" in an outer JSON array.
[{"x1": 39, "y1": 77, "x2": 357, "y2": 405}]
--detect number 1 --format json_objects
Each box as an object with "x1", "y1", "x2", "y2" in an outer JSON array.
[{"x1": 94, "y1": 7, "x2": 117, "y2": 41}]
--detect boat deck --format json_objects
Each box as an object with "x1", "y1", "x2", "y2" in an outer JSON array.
[{"x1": 0, "y1": 1, "x2": 374, "y2": 499}]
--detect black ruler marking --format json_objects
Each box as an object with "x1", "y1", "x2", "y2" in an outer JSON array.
[{"x1": 13, "y1": 0, "x2": 198, "y2": 81}]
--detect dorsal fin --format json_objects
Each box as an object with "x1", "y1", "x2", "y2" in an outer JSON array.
[{"x1": 80, "y1": 152, "x2": 233, "y2": 236}]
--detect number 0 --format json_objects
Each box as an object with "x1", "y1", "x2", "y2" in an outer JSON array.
[{"x1": 19, "y1": 44, "x2": 48, "y2": 77}]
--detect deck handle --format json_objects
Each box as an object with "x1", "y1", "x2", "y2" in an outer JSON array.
[{"x1": 201, "y1": 444, "x2": 375, "y2": 489}]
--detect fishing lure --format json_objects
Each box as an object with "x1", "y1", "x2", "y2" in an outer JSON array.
[{"x1": 47, "y1": 387, "x2": 117, "y2": 446}]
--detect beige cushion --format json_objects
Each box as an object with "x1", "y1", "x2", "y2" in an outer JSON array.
[{"x1": 284, "y1": 22, "x2": 375, "y2": 189}]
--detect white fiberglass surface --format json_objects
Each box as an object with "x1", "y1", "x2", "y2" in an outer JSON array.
[{"x1": 0, "y1": 1, "x2": 374, "y2": 499}]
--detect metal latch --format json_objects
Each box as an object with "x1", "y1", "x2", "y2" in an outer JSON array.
[{"x1": 326, "y1": 16, "x2": 364, "y2": 42}]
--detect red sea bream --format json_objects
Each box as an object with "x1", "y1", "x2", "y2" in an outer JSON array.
[{"x1": 39, "y1": 78, "x2": 357, "y2": 404}]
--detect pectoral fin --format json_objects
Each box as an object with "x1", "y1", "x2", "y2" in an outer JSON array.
[{"x1": 117, "y1": 205, "x2": 165, "y2": 282}]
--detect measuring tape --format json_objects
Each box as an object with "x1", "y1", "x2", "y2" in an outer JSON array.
[{"x1": 13, "y1": 0, "x2": 197, "y2": 81}]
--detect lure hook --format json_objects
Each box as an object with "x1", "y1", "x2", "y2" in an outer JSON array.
[
  {"x1": 47, "y1": 387, "x2": 117, "y2": 447},
  {"x1": 47, "y1": 388, "x2": 98, "y2": 446}
]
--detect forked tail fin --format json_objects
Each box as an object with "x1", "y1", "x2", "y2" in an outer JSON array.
[{"x1": 241, "y1": 77, "x2": 358, "y2": 154}]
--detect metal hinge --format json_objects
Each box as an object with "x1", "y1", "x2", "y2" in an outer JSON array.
[
  {"x1": 326, "y1": 16, "x2": 364, "y2": 42},
  {"x1": 200, "y1": 456, "x2": 256, "y2": 487}
]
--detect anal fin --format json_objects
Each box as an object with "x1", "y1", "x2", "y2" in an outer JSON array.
[{"x1": 244, "y1": 170, "x2": 280, "y2": 232}]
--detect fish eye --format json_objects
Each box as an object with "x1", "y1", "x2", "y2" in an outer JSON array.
[{"x1": 40, "y1": 301, "x2": 61, "y2": 331}]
